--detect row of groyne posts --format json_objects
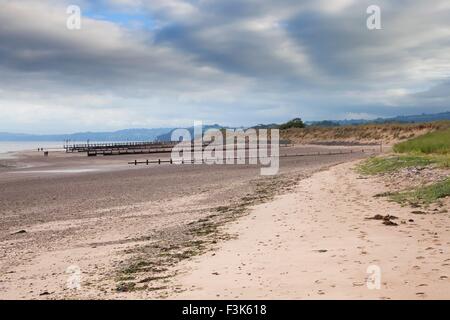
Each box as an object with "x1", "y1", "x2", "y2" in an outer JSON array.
[
  {"x1": 63, "y1": 140, "x2": 382, "y2": 164},
  {"x1": 63, "y1": 139, "x2": 295, "y2": 156},
  {"x1": 64, "y1": 141, "x2": 180, "y2": 156},
  {"x1": 129, "y1": 145, "x2": 383, "y2": 166}
]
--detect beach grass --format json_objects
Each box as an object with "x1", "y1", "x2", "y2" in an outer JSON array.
[
  {"x1": 358, "y1": 127, "x2": 450, "y2": 175},
  {"x1": 389, "y1": 178, "x2": 450, "y2": 206},
  {"x1": 393, "y1": 127, "x2": 450, "y2": 154},
  {"x1": 357, "y1": 155, "x2": 436, "y2": 175},
  {"x1": 358, "y1": 127, "x2": 450, "y2": 206}
]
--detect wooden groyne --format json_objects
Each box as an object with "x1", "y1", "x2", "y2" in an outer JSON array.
[
  {"x1": 64, "y1": 141, "x2": 179, "y2": 156},
  {"x1": 64, "y1": 140, "x2": 293, "y2": 157},
  {"x1": 128, "y1": 147, "x2": 379, "y2": 166}
]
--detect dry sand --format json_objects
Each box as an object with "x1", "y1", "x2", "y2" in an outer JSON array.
[{"x1": 172, "y1": 161, "x2": 450, "y2": 300}]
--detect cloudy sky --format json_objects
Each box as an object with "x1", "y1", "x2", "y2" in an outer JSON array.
[{"x1": 1, "y1": 0, "x2": 450, "y2": 134}]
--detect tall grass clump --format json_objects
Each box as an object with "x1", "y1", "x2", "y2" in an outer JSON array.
[
  {"x1": 357, "y1": 155, "x2": 435, "y2": 175},
  {"x1": 393, "y1": 128, "x2": 450, "y2": 154},
  {"x1": 390, "y1": 177, "x2": 450, "y2": 205}
]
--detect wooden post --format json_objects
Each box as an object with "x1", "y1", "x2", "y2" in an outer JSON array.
[
  {"x1": 158, "y1": 159, "x2": 161, "y2": 164},
  {"x1": 134, "y1": 160, "x2": 137, "y2": 165},
  {"x1": 146, "y1": 160, "x2": 149, "y2": 165}
]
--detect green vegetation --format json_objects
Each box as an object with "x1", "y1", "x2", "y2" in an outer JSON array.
[
  {"x1": 389, "y1": 178, "x2": 450, "y2": 206},
  {"x1": 358, "y1": 126, "x2": 450, "y2": 206},
  {"x1": 279, "y1": 118, "x2": 305, "y2": 130},
  {"x1": 358, "y1": 127, "x2": 450, "y2": 175},
  {"x1": 393, "y1": 128, "x2": 450, "y2": 154},
  {"x1": 357, "y1": 155, "x2": 435, "y2": 175}
]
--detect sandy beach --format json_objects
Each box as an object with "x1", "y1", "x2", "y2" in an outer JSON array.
[
  {"x1": 172, "y1": 161, "x2": 450, "y2": 299},
  {"x1": 0, "y1": 145, "x2": 373, "y2": 299},
  {"x1": 2, "y1": 0, "x2": 450, "y2": 307},
  {"x1": 0, "y1": 145, "x2": 449, "y2": 299}
]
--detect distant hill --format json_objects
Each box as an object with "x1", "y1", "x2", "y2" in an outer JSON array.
[
  {"x1": 306, "y1": 111, "x2": 450, "y2": 126},
  {"x1": 155, "y1": 124, "x2": 234, "y2": 141},
  {"x1": 251, "y1": 123, "x2": 280, "y2": 129},
  {"x1": 2, "y1": 111, "x2": 450, "y2": 142},
  {"x1": 308, "y1": 120, "x2": 340, "y2": 127},
  {"x1": 380, "y1": 111, "x2": 450, "y2": 123},
  {"x1": 0, "y1": 128, "x2": 173, "y2": 142}
]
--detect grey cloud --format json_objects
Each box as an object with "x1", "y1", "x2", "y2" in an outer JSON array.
[{"x1": 0, "y1": 0, "x2": 450, "y2": 133}]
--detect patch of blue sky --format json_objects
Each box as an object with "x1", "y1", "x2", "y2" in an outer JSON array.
[{"x1": 81, "y1": 1, "x2": 156, "y2": 30}]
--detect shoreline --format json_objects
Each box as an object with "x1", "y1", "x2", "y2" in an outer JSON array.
[
  {"x1": 1, "y1": 152, "x2": 448, "y2": 299},
  {"x1": 0, "y1": 146, "x2": 368, "y2": 299}
]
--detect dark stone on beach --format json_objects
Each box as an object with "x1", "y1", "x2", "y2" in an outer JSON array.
[
  {"x1": 366, "y1": 214, "x2": 384, "y2": 220},
  {"x1": 383, "y1": 220, "x2": 398, "y2": 226},
  {"x1": 411, "y1": 211, "x2": 427, "y2": 215},
  {"x1": 11, "y1": 229, "x2": 27, "y2": 235},
  {"x1": 366, "y1": 214, "x2": 397, "y2": 221}
]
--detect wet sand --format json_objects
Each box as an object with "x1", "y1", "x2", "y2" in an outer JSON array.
[{"x1": 0, "y1": 145, "x2": 371, "y2": 299}]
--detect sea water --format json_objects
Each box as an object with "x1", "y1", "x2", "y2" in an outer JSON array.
[{"x1": 0, "y1": 141, "x2": 64, "y2": 158}]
